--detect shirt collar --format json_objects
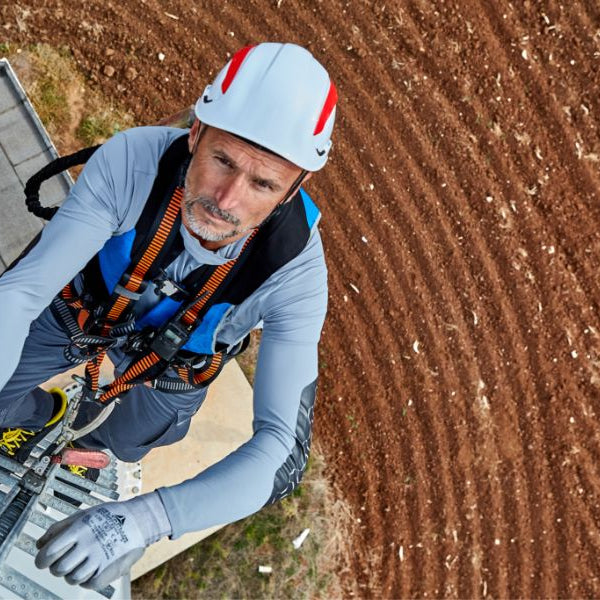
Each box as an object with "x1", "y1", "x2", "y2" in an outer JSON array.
[{"x1": 179, "y1": 223, "x2": 251, "y2": 265}]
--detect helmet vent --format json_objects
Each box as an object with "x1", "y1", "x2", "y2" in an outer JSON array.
[
  {"x1": 313, "y1": 82, "x2": 338, "y2": 135},
  {"x1": 221, "y1": 45, "x2": 256, "y2": 94}
]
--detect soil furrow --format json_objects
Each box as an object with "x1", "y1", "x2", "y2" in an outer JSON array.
[{"x1": 2, "y1": 1, "x2": 599, "y2": 596}]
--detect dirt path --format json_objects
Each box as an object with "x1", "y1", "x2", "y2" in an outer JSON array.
[{"x1": 2, "y1": 1, "x2": 600, "y2": 596}]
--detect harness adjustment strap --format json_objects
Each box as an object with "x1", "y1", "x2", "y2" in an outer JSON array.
[
  {"x1": 116, "y1": 271, "x2": 150, "y2": 297},
  {"x1": 113, "y1": 283, "x2": 144, "y2": 301}
]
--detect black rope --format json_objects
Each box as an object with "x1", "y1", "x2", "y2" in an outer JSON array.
[{"x1": 24, "y1": 145, "x2": 101, "y2": 220}]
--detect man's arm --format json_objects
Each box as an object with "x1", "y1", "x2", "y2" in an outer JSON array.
[
  {"x1": 159, "y1": 339, "x2": 321, "y2": 536},
  {"x1": 0, "y1": 154, "x2": 118, "y2": 388},
  {"x1": 35, "y1": 237, "x2": 328, "y2": 587},
  {"x1": 158, "y1": 237, "x2": 328, "y2": 537},
  {"x1": 0, "y1": 128, "x2": 179, "y2": 390}
]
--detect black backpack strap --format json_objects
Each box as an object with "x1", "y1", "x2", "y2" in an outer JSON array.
[
  {"x1": 24, "y1": 145, "x2": 101, "y2": 220},
  {"x1": 81, "y1": 135, "x2": 190, "y2": 305},
  {"x1": 127, "y1": 135, "x2": 190, "y2": 281}
]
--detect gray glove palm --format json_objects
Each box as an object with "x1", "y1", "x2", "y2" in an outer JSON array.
[{"x1": 35, "y1": 492, "x2": 171, "y2": 589}]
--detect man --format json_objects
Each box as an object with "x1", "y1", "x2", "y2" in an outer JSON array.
[{"x1": 0, "y1": 42, "x2": 337, "y2": 588}]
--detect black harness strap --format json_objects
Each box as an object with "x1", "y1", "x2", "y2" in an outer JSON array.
[
  {"x1": 24, "y1": 145, "x2": 101, "y2": 221},
  {"x1": 80, "y1": 136, "x2": 190, "y2": 308}
]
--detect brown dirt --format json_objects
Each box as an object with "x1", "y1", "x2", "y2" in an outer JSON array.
[{"x1": 2, "y1": 1, "x2": 600, "y2": 597}]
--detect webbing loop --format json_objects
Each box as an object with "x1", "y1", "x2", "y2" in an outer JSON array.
[{"x1": 24, "y1": 146, "x2": 101, "y2": 220}]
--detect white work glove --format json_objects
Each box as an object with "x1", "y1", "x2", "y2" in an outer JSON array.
[{"x1": 35, "y1": 492, "x2": 172, "y2": 589}]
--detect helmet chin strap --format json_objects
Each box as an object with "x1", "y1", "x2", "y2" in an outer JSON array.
[
  {"x1": 280, "y1": 169, "x2": 308, "y2": 206},
  {"x1": 262, "y1": 169, "x2": 307, "y2": 225},
  {"x1": 190, "y1": 123, "x2": 207, "y2": 155}
]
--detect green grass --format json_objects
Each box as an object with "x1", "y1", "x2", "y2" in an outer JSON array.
[
  {"x1": 36, "y1": 78, "x2": 69, "y2": 129},
  {"x1": 132, "y1": 449, "x2": 347, "y2": 599},
  {"x1": 2, "y1": 43, "x2": 132, "y2": 148},
  {"x1": 76, "y1": 113, "x2": 124, "y2": 146},
  {"x1": 22, "y1": 45, "x2": 75, "y2": 133}
]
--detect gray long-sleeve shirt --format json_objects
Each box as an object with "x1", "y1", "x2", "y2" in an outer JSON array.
[{"x1": 0, "y1": 126, "x2": 328, "y2": 536}]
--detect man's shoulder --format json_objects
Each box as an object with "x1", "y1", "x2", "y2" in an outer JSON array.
[
  {"x1": 76, "y1": 127, "x2": 189, "y2": 232},
  {"x1": 264, "y1": 227, "x2": 327, "y2": 303},
  {"x1": 101, "y1": 126, "x2": 188, "y2": 174},
  {"x1": 118, "y1": 125, "x2": 188, "y2": 145}
]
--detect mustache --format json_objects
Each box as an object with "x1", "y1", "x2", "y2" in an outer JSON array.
[{"x1": 185, "y1": 196, "x2": 241, "y2": 226}]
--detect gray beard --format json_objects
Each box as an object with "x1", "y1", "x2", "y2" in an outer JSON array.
[{"x1": 182, "y1": 191, "x2": 246, "y2": 242}]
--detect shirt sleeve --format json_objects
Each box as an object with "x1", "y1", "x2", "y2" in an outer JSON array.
[
  {"x1": 0, "y1": 126, "x2": 187, "y2": 390},
  {"x1": 157, "y1": 237, "x2": 328, "y2": 537},
  {"x1": 0, "y1": 131, "x2": 135, "y2": 390}
]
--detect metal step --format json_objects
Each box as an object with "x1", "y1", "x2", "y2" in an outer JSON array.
[{"x1": 0, "y1": 450, "x2": 141, "y2": 600}]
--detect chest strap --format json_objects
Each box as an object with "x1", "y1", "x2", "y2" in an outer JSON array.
[
  {"x1": 95, "y1": 228, "x2": 258, "y2": 403},
  {"x1": 67, "y1": 184, "x2": 184, "y2": 401}
]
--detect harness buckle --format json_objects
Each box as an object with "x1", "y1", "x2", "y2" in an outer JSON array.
[
  {"x1": 153, "y1": 269, "x2": 190, "y2": 298},
  {"x1": 122, "y1": 329, "x2": 147, "y2": 353},
  {"x1": 113, "y1": 283, "x2": 143, "y2": 300}
]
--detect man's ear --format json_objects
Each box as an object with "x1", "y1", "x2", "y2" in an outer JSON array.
[{"x1": 188, "y1": 119, "x2": 201, "y2": 153}]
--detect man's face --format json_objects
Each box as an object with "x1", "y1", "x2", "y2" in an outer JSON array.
[{"x1": 182, "y1": 124, "x2": 307, "y2": 248}]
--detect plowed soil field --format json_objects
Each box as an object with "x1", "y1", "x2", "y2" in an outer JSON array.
[{"x1": 3, "y1": 1, "x2": 600, "y2": 597}]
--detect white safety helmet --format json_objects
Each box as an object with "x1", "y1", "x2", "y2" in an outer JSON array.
[{"x1": 194, "y1": 42, "x2": 337, "y2": 172}]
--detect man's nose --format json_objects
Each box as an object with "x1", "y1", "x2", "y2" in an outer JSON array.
[{"x1": 214, "y1": 173, "x2": 245, "y2": 211}]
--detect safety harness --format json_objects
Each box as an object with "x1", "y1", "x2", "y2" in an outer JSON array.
[{"x1": 25, "y1": 133, "x2": 319, "y2": 406}]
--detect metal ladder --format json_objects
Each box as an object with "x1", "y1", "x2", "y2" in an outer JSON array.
[{"x1": 0, "y1": 415, "x2": 141, "y2": 599}]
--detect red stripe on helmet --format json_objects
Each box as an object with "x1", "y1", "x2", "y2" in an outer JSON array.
[
  {"x1": 221, "y1": 45, "x2": 256, "y2": 94},
  {"x1": 313, "y1": 82, "x2": 338, "y2": 135}
]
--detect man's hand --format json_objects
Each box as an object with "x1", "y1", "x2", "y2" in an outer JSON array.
[{"x1": 35, "y1": 492, "x2": 171, "y2": 589}]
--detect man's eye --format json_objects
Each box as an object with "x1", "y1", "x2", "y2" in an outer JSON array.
[
  {"x1": 215, "y1": 156, "x2": 231, "y2": 167},
  {"x1": 255, "y1": 180, "x2": 272, "y2": 190}
]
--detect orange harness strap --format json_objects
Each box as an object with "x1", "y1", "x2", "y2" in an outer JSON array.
[
  {"x1": 94, "y1": 228, "x2": 259, "y2": 403},
  {"x1": 61, "y1": 186, "x2": 184, "y2": 399}
]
